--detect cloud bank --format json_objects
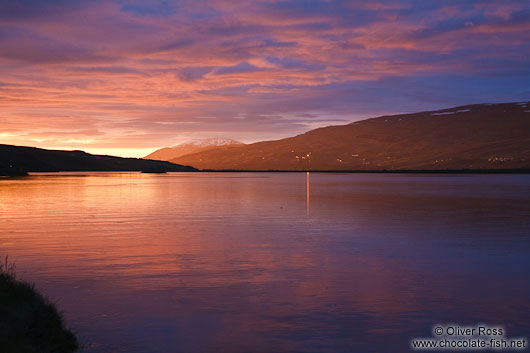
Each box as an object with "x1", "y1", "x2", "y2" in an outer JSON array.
[{"x1": 1, "y1": 0, "x2": 529, "y2": 156}]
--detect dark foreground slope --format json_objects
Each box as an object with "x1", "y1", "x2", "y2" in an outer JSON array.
[
  {"x1": 169, "y1": 102, "x2": 530, "y2": 171},
  {"x1": 0, "y1": 259, "x2": 78, "y2": 353},
  {"x1": 0, "y1": 145, "x2": 197, "y2": 176}
]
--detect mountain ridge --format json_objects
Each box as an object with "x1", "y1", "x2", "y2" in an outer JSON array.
[
  {"x1": 3, "y1": 102, "x2": 529, "y2": 174},
  {"x1": 145, "y1": 138, "x2": 244, "y2": 161},
  {"x1": 167, "y1": 102, "x2": 530, "y2": 171},
  {"x1": 0, "y1": 144, "x2": 197, "y2": 176}
]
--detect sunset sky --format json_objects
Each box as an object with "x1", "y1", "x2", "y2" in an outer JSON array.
[{"x1": 1, "y1": 0, "x2": 529, "y2": 157}]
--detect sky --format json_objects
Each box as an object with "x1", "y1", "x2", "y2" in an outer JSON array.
[{"x1": 1, "y1": 0, "x2": 529, "y2": 157}]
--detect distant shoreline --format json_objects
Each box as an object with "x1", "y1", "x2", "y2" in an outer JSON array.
[
  {"x1": 3, "y1": 168, "x2": 530, "y2": 177},
  {"x1": 200, "y1": 168, "x2": 530, "y2": 174}
]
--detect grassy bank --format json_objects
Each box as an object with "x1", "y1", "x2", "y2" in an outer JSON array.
[{"x1": 0, "y1": 257, "x2": 78, "y2": 353}]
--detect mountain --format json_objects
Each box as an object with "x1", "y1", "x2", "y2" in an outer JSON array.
[
  {"x1": 144, "y1": 138, "x2": 245, "y2": 161},
  {"x1": 168, "y1": 102, "x2": 530, "y2": 171},
  {"x1": 0, "y1": 145, "x2": 197, "y2": 176}
]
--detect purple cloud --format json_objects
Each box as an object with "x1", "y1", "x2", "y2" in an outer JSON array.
[{"x1": 0, "y1": 0, "x2": 528, "y2": 156}]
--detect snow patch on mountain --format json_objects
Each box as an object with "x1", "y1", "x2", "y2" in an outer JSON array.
[
  {"x1": 144, "y1": 138, "x2": 245, "y2": 161},
  {"x1": 174, "y1": 138, "x2": 244, "y2": 148},
  {"x1": 431, "y1": 109, "x2": 471, "y2": 116}
]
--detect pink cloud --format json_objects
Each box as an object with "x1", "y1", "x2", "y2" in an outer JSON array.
[{"x1": 1, "y1": 0, "x2": 529, "y2": 156}]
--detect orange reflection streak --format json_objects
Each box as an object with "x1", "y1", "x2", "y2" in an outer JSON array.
[{"x1": 306, "y1": 171, "x2": 310, "y2": 215}]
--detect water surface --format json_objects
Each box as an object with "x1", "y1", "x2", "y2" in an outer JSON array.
[{"x1": 1, "y1": 172, "x2": 529, "y2": 352}]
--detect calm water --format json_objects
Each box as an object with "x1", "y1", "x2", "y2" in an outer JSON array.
[{"x1": 1, "y1": 172, "x2": 529, "y2": 352}]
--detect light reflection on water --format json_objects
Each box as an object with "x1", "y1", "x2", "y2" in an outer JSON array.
[{"x1": 1, "y1": 172, "x2": 529, "y2": 352}]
